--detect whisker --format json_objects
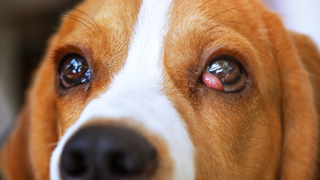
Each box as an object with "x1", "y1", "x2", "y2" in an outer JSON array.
[
  {"x1": 207, "y1": 21, "x2": 241, "y2": 30},
  {"x1": 46, "y1": 142, "x2": 59, "y2": 147},
  {"x1": 64, "y1": 15, "x2": 92, "y2": 31},
  {"x1": 73, "y1": 8, "x2": 100, "y2": 32},
  {"x1": 201, "y1": 4, "x2": 248, "y2": 27},
  {"x1": 67, "y1": 14, "x2": 95, "y2": 26},
  {"x1": 32, "y1": 142, "x2": 60, "y2": 160}
]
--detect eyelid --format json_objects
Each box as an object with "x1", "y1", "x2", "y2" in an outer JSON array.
[
  {"x1": 52, "y1": 42, "x2": 93, "y2": 70},
  {"x1": 202, "y1": 48, "x2": 248, "y2": 71}
]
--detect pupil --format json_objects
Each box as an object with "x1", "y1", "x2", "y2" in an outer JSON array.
[
  {"x1": 59, "y1": 54, "x2": 91, "y2": 88},
  {"x1": 222, "y1": 62, "x2": 234, "y2": 74},
  {"x1": 61, "y1": 55, "x2": 90, "y2": 85},
  {"x1": 68, "y1": 59, "x2": 83, "y2": 74},
  {"x1": 208, "y1": 59, "x2": 241, "y2": 85}
]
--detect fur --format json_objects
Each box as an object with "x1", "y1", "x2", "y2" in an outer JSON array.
[{"x1": 1, "y1": 0, "x2": 320, "y2": 179}]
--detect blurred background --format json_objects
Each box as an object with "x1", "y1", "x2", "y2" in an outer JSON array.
[
  {"x1": 0, "y1": 0, "x2": 81, "y2": 145},
  {"x1": 0, "y1": 0, "x2": 319, "y2": 145}
]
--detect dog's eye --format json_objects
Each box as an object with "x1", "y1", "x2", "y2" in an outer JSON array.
[
  {"x1": 202, "y1": 56, "x2": 246, "y2": 92},
  {"x1": 59, "y1": 54, "x2": 91, "y2": 88}
]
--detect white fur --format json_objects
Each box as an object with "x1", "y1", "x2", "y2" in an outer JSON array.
[{"x1": 50, "y1": 0, "x2": 195, "y2": 180}]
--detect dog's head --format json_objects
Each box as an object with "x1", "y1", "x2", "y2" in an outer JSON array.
[{"x1": 1, "y1": 0, "x2": 319, "y2": 180}]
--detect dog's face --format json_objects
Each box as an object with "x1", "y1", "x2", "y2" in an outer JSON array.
[
  {"x1": 2, "y1": 0, "x2": 318, "y2": 180},
  {"x1": 47, "y1": 0, "x2": 282, "y2": 179}
]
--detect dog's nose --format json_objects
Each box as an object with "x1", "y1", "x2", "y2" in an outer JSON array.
[{"x1": 60, "y1": 125, "x2": 157, "y2": 180}]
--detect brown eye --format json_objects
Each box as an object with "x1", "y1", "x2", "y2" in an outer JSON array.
[
  {"x1": 59, "y1": 54, "x2": 91, "y2": 88},
  {"x1": 202, "y1": 56, "x2": 246, "y2": 92}
]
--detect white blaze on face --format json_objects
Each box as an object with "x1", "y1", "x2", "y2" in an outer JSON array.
[{"x1": 50, "y1": 0, "x2": 195, "y2": 179}]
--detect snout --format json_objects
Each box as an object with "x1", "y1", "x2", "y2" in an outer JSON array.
[{"x1": 60, "y1": 125, "x2": 158, "y2": 180}]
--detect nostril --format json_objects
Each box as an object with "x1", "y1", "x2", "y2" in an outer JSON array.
[
  {"x1": 61, "y1": 150, "x2": 88, "y2": 178},
  {"x1": 110, "y1": 152, "x2": 144, "y2": 176}
]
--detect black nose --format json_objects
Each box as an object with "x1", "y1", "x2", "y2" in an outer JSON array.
[{"x1": 60, "y1": 125, "x2": 157, "y2": 180}]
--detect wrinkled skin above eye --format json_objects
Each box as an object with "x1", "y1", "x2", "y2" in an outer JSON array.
[
  {"x1": 202, "y1": 56, "x2": 246, "y2": 92},
  {"x1": 59, "y1": 54, "x2": 91, "y2": 88}
]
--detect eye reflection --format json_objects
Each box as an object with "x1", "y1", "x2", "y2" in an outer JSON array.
[
  {"x1": 209, "y1": 62, "x2": 233, "y2": 74},
  {"x1": 69, "y1": 59, "x2": 82, "y2": 73},
  {"x1": 208, "y1": 60, "x2": 241, "y2": 85},
  {"x1": 59, "y1": 54, "x2": 91, "y2": 88}
]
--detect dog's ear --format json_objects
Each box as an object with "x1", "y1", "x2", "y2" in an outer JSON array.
[
  {"x1": 263, "y1": 11, "x2": 319, "y2": 180},
  {"x1": 0, "y1": 105, "x2": 34, "y2": 180},
  {"x1": 287, "y1": 30, "x2": 320, "y2": 179},
  {"x1": 287, "y1": 30, "x2": 320, "y2": 99}
]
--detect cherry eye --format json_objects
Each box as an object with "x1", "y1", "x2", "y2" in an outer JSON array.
[
  {"x1": 59, "y1": 54, "x2": 91, "y2": 88},
  {"x1": 202, "y1": 56, "x2": 246, "y2": 92}
]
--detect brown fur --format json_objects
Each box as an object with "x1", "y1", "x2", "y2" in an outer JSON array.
[{"x1": 1, "y1": 0, "x2": 320, "y2": 179}]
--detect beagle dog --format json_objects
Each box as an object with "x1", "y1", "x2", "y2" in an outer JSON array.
[{"x1": 1, "y1": 0, "x2": 320, "y2": 179}]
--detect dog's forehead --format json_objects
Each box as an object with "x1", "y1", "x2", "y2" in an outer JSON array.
[
  {"x1": 57, "y1": 0, "x2": 267, "y2": 84},
  {"x1": 61, "y1": 0, "x2": 262, "y2": 43},
  {"x1": 88, "y1": 0, "x2": 254, "y2": 21}
]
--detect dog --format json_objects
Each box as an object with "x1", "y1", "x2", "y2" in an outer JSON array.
[{"x1": 1, "y1": 0, "x2": 320, "y2": 179}]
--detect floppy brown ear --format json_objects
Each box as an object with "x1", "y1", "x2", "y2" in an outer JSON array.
[
  {"x1": 0, "y1": 105, "x2": 34, "y2": 180},
  {"x1": 287, "y1": 30, "x2": 320, "y2": 105},
  {"x1": 288, "y1": 30, "x2": 320, "y2": 179},
  {"x1": 263, "y1": 11, "x2": 319, "y2": 180}
]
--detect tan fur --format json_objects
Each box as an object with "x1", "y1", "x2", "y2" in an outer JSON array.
[
  {"x1": 1, "y1": 0, "x2": 320, "y2": 179},
  {"x1": 262, "y1": 10, "x2": 318, "y2": 180},
  {"x1": 0, "y1": 105, "x2": 34, "y2": 180},
  {"x1": 164, "y1": 0, "x2": 282, "y2": 179}
]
